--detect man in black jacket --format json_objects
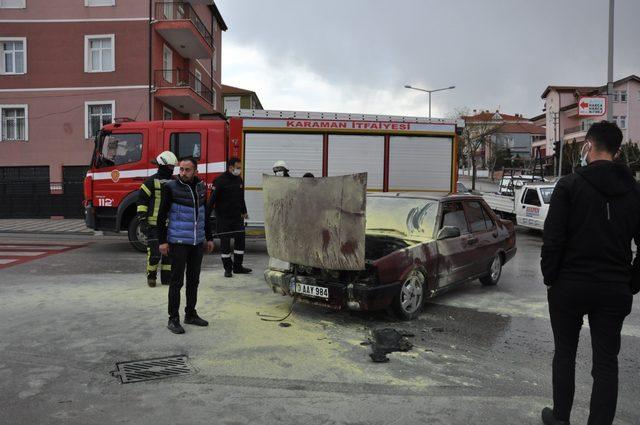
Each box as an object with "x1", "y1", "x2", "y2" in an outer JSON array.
[
  {"x1": 541, "y1": 121, "x2": 639, "y2": 425},
  {"x1": 208, "y1": 157, "x2": 252, "y2": 278}
]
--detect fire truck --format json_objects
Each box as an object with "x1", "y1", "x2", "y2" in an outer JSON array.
[{"x1": 84, "y1": 110, "x2": 462, "y2": 251}]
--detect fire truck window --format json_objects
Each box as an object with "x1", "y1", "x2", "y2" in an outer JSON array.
[
  {"x1": 97, "y1": 133, "x2": 142, "y2": 168},
  {"x1": 440, "y1": 202, "x2": 470, "y2": 235},
  {"x1": 170, "y1": 133, "x2": 201, "y2": 160},
  {"x1": 523, "y1": 189, "x2": 541, "y2": 206}
]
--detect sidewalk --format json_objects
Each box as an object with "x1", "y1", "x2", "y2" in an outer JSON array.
[{"x1": 0, "y1": 219, "x2": 94, "y2": 235}]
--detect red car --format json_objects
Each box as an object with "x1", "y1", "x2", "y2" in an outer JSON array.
[{"x1": 264, "y1": 193, "x2": 517, "y2": 320}]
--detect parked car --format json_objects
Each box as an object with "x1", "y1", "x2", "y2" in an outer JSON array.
[{"x1": 264, "y1": 193, "x2": 517, "y2": 320}]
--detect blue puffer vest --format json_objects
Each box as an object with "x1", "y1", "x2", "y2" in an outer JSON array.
[{"x1": 166, "y1": 177, "x2": 206, "y2": 245}]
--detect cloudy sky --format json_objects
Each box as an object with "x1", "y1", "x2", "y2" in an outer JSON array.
[{"x1": 217, "y1": 0, "x2": 640, "y2": 119}]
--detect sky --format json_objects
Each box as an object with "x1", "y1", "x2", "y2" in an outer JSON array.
[{"x1": 217, "y1": 0, "x2": 640, "y2": 119}]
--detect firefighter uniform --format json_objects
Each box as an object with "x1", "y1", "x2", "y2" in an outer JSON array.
[
  {"x1": 208, "y1": 170, "x2": 250, "y2": 275},
  {"x1": 137, "y1": 167, "x2": 173, "y2": 286}
]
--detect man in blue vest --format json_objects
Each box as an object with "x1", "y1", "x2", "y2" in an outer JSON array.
[{"x1": 157, "y1": 157, "x2": 214, "y2": 334}]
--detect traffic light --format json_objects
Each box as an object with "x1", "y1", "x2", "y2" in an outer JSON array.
[{"x1": 552, "y1": 141, "x2": 561, "y2": 159}]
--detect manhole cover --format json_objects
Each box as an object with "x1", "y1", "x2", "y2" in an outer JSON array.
[{"x1": 110, "y1": 355, "x2": 192, "y2": 384}]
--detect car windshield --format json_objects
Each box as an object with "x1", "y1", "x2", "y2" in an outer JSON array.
[
  {"x1": 366, "y1": 196, "x2": 439, "y2": 240},
  {"x1": 94, "y1": 132, "x2": 143, "y2": 168},
  {"x1": 539, "y1": 187, "x2": 554, "y2": 204}
]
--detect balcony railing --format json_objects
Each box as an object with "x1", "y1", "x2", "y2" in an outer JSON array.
[
  {"x1": 564, "y1": 125, "x2": 585, "y2": 135},
  {"x1": 156, "y1": 2, "x2": 213, "y2": 48},
  {"x1": 155, "y1": 68, "x2": 213, "y2": 104}
]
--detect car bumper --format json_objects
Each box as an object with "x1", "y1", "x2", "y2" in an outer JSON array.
[
  {"x1": 504, "y1": 246, "x2": 517, "y2": 263},
  {"x1": 264, "y1": 269, "x2": 401, "y2": 312}
]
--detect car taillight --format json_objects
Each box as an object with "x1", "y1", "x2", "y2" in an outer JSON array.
[{"x1": 83, "y1": 174, "x2": 93, "y2": 204}]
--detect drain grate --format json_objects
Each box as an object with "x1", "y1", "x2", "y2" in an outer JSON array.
[{"x1": 110, "y1": 355, "x2": 192, "y2": 384}]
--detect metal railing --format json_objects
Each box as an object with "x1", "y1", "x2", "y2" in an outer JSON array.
[
  {"x1": 156, "y1": 2, "x2": 213, "y2": 48},
  {"x1": 564, "y1": 125, "x2": 585, "y2": 135},
  {"x1": 155, "y1": 69, "x2": 213, "y2": 104}
]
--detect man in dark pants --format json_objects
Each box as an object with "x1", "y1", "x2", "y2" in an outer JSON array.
[
  {"x1": 208, "y1": 157, "x2": 251, "y2": 278},
  {"x1": 136, "y1": 151, "x2": 177, "y2": 287},
  {"x1": 157, "y1": 157, "x2": 214, "y2": 334},
  {"x1": 541, "y1": 121, "x2": 639, "y2": 425}
]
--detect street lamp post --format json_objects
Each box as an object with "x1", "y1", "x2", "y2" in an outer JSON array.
[{"x1": 404, "y1": 84, "x2": 455, "y2": 119}]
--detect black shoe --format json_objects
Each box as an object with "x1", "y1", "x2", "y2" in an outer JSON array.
[
  {"x1": 233, "y1": 266, "x2": 252, "y2": 274},
  {"x1": 147, "y1": 277, "x2": 157, "y2": 287},
  {"x1": 541, "y1": 407, "x2": 570, "y2": 425},
  {"x1": 167, "y1": 318, "x2": 185, "y2": 334},
  {"x1": 224, "y1": 270, "x2": 233, "y2": 278},
  {"x1": 184, "y1": 312, "x2": 209, "y2": 327}
]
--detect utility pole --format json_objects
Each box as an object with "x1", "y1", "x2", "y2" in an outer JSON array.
[{"x1": 607, "y1": 0, "x2": 615, "y2": 122}]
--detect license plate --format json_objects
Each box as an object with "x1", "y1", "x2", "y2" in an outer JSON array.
[{"x1": 294, "y1": 282, "x2": 329, "y2": 300}]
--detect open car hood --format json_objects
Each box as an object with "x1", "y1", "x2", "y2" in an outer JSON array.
[{"x1": 263, "y1": 173, "x2": 367, "y2": 271}]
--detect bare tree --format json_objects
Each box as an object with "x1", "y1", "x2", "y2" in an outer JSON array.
[{"x1": 454, "y1": 108, "x2": 502, "y2": 190}]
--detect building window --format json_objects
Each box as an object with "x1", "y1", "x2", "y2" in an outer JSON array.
[
  {"x1": 85, "y1": 101, "x2": 114, "y2": 139},
  {"x1": 612, "y1": 91, "x2": 619, "y2": 102},
  {"x1": 194, "y1": 69, "x2": 203, "y2": 95},
  {"x1": 162, "y1": 45, "x2": 173, "y2": 83},
  {"x1": 1, "y1": 38, "x2": 26, "y2": 75},
  {"x1": 619, "y1": 116, "x2": 627, "y2": 129},
  {"x1": 163, "y1": 107, "x2": 173, "y2": 120},
  {"x1": 1, "y1": 105, "x2": 28, "y2": 141},
  {"x1": 0, "y1": 0, "x2": 26, "y2": 8},
  {"x1": 212, "y1": 46, "x2": 217, "y2": 72},
  {"x1": 84, "y1": 35, "x2": 114, "y2": 72},
  {"x1": 212, "y1": 87, "x2": 217, "y2": 110},
  {"x1": 620, "y1": 90, "x2": 627, "y2": 103},
  {"x1": 85, "y1": 0, "x2": 115, "y2": 6}
]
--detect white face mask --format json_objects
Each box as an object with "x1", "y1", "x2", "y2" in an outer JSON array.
[
  {"x1": 580, "y1": 142, "x2": 591, "y2": 167},
  {"x1": 232, "y1": 168, "x2": 241, "y2": 176}
]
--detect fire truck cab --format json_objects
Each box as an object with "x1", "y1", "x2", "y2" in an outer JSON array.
[{"x1": 84, "y1": 119, "x2": 227, "y2": 251}]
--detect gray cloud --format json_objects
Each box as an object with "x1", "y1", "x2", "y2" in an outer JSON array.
[{"x1": 217, "y1": 0, "x2": 640, "y2": 118}]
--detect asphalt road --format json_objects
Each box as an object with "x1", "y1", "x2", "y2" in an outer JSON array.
[{"x1": 0, "y1": 230, "x2": 638, "y2": 425}]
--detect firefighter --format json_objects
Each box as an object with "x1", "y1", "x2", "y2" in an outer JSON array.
[
  {"x1": 273, "y1": 160, "x2": 290, "y2": 177},
  {"x1": 136, "y1": 150, "x2": 177, "y2": 287},
  {"x1": 208, "y1": 157, "x2": 252, "y2": 278}
]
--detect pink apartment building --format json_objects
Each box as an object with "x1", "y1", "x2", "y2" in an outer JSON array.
[
  {"x1": 0, "y1": 0, "x2": 226, "y2": 217},
  {"x1": 532, "y1": 75, "x2": 640, "y2": 157}
]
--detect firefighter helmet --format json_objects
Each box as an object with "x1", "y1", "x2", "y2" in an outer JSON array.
[
  {"x1": 273, "y1": 160, "x2": 289, "y2": 173},
  {"x1": 154, "y1": 151, "x2": 178, "y2": 166}
]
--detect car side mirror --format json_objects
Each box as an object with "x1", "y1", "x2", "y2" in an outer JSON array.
[{"x1": 437, "y1": 226, "x2": 461, "y2": 240}]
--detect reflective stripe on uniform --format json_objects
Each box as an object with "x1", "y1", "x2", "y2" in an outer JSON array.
[
  {"x1": 147, "y1": 248, "x2": 158, "y2": 272},
  {"x1": 137, "y1": 205, "x2": 148, "y2": 213},
  {"x1": 234, "y1": 250, "x2": 244, "y2": 255},
  {"x1": 148, "y1": 179, "x2": 163, "y2": 225},
  {"x1": 221, "y1": 254, "x2": 231, "y2": 258},
  {"x1": 140, "y1": 184, "x2": 151, "y2": 197},
  {"x1": 161, "y1": 264, "x2": 172, "y2": 271}
]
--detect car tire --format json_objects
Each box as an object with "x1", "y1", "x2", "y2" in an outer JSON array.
[
  {"x1": 128, "y1": 216, "x2": 147, "y2": 253},
  {"x1": 392, "y1": 269, "x2": 426, "y2": 321},
  {"x1": 480, "y1": 254, "x2": 502, "y2": 286}
]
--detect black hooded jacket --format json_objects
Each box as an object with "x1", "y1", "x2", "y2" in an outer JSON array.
[{"x1": 541, "y1": 160, "x2": 640, "y2": 293}]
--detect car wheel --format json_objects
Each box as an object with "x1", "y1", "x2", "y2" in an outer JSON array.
[
  {"x1": 480, "y1": 254, "x2": 502, "y2": 286},
  {"x1": 128, "y1": 216, "x2": 147, "y2": 253},
  {"x1": 392, "y1": 270, "x2": 426, "y2": 320}
]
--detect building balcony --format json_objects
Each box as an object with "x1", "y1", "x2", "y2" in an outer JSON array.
[
  {"x1": 563, "y1": 125, "x2": 586, "y2": 141},
  {"x1": 154, "y1": 69, "x2": 214, "y2": 115},
  {"x1": 155, "y1": 2, "x2": 214, "y2": 59}
]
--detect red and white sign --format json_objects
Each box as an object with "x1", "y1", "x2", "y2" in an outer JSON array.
[
  {"x1": 243, "y1": 118, "x2": 456, "y2": 133},
  {"x1": 578, "y1": 96, "x2": 606, "y2": 117}
]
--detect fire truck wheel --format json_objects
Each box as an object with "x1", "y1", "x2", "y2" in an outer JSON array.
[{"x1": 128, "y1": 217, "x2": 148, "y2": 253}]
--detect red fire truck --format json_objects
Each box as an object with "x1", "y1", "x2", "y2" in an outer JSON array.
[{"x1": 84, "y1": 110, "x2": 461, "y2": 251}]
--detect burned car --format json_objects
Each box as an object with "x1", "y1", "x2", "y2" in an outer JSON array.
[{"x1": 264, "y1": 191, "x2": 517, "y2": 320}]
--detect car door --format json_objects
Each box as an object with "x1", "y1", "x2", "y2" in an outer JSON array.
[
  {"x1": 516, "y1": 187, "x2": 544, "y2": 229},
  {"x1": 436, "y1": 201, "x2": 474, "y2": 287},
  {"x1": 462, "y1": 200, "x2": 500, "y2": 277}
]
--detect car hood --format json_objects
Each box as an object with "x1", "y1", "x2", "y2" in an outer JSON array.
[{"x1": 263, "y1": 173, "x2": 367, "y2": 270}]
